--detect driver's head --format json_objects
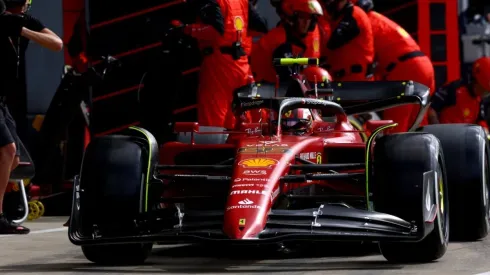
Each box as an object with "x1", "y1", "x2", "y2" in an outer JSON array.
[
  {"x1": 281, "y1": 0, "x2": 323, "y2": 38},
  {"x1": 280, "y1": 108, "x2": 313, "y2": 135},
  {"x1": 472, "y1": 57, "x2": 490, "y2": 96}
]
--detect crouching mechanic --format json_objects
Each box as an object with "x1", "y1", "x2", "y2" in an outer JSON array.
[
  {"x1": 354, "y1": 0, "x2": 435, "y2": 133},
  {"x1": 428, "y1": 57, "x2": 490, "y2": 132},
  {"x1": 319, "y1": 0, "x2": 375, "y2": 81},
  {"x1": 0, "y1": 0, "x2": 63, "y2": 234},
  {"x1": 251, "y1": 0, "x2": 323, "y2": 83},
  {"x1": 174, "y1": 0, "x2": 259, "y2": 129}
]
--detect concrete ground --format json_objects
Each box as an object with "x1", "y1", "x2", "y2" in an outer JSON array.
[{"x1": 0, "y1": 217, "x2": 490, "y2": 275}]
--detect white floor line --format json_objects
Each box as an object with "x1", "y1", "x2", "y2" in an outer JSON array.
[
  {"x1": 30, "y1": 227, "x2": 68, "y2": 234},
  {"x1": 0, "y1": 227, "x2": 67, "y2": 237},
  {"x1": 473, "y1": 272, "x2": 490, "y2": 275}
]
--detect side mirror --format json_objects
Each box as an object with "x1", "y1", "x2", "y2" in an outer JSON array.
[
  {"x1": 174, "y1": 122, "x2": 199, "y2": 133},
  {"x1": 365, "y1": 120, "x2": 395, "y2": 134}
]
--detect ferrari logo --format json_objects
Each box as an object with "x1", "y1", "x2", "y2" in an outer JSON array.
[
  {"x1": 239, "y1": 219, "x2": 246, "y2": 226},
  {"x1": 285, "y1": 110, "x2": 293, "y2": 117},
  {"x1": 316, "y1": 153, "x2": 322, "y2": 164},
  {"x1": 234, "y1": 16, "x2": 244, "y2": 31},
  {"x1": 464, "y1": 108, "x2": 470, "y2": 117},
  {"x1": 239, "y1": 158, "x2": 278, "y2": 168}
]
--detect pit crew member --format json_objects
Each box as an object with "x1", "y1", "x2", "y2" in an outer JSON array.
[
  {"x1": 354, "y1": 0, "x2": 435, "y2": 133},
  {"x1": 0, "y1": 0, "x2": 63, "y2": 234},
  {"x1": 175, "y1": 0, "x2": 255, "y2": 129},
  {"x1": 319, "y1": 0, "x2": 375, "y2": 81},
  {"x1": 428, "y1": 57, "x2": 490, "y2": 131},
  {"x1": 251, "y1": 0, "x2": 323, "y2": 83}
]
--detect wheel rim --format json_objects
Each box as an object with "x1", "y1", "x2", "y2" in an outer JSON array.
[
  {"x1": 436, "y1": 162, "x2": 449, "y2": 242},
  {"x1": 482, "y1": 149, "x2": 490, "y2": 229}
]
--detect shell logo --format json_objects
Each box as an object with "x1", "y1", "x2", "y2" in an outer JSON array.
[
  {"x1": 463, "y1": 108, "x2": 470, "y2": 117},
  {"x1": 313, "y1": 38, "x2": 320, "y2": 54},
  {"x1": 239, "y1": 158, "x2": 278, "y2": 168},
  {"x1": 234, "y1": 16, "x2": 244, "y2": 31}
]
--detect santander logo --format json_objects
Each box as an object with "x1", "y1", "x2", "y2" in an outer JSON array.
[{"x1": 239, "y1": 198, "x2": 254, "y2": 205}]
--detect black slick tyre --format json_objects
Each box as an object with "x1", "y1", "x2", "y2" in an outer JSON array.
[
  {"x1": 418, "y1": 124, "x2": 490, "y2": 241},
  {"x1": 373, "y1": 133, "x2": 449, "y2": 263}
]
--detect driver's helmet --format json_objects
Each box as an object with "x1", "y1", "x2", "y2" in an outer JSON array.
[
  {"x1": 274, "y1": 108, "x2": 314, "y2": 135},
  {"x1": 281, "y1": 0, "x2": 324, "y2": 37}
]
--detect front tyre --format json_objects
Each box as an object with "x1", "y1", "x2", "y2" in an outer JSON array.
[
  {"x1": 373, "y1": 133, "x2": 449, "y2": 263},
  {"x1": 82, "y1": 243, "x2": 153, "y2": 265}
]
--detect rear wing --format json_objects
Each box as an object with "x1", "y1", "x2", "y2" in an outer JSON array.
[{"x1": 305, "y1": 81, "x2": 431, "y2": 131}]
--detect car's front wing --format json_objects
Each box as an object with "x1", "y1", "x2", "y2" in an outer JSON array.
[{"x1": 69, "y1": 204, "x2": 424, "y2": 246}]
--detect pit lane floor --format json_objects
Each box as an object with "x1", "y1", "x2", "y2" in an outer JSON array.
[{"x1": 1, "y1": 217, "x2": 490, "y2": 275}]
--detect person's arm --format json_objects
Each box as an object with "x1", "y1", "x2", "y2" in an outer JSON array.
[
  {"x1": 184, "y1": 0, "x2": 224, "y2": 41},
  {"x1": 20, "y1": 14, "x2": 63, "y2": 52},
  {"x1": 248, "y1": 1, "x2": 268, "y2": 34}
]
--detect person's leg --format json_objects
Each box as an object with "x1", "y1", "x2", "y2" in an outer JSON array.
[{"x1": 0, "y1": 104, "x2": 29, "y2": 234}]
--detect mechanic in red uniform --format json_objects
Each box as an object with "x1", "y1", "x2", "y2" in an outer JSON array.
[
  {"x1": 318, "y1": 0, "x2": 375, "y2": 81},
  {"x1": 354, "y1": 0, "x2": 435, "y2": 133},
  {"x1": 428, "y1": 57, "x2": 490, "y2": 131},
  {"x1": 251, "y1": 0, "x2": 323, "y2": 83},
  {"x1": 177, "y1": 0, "x2": 257, "y2": 129}
]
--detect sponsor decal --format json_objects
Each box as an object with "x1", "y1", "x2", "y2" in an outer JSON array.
[
  {"x1": 284, "y1": 110, "x2": 293, "y2": 118},
  {"x1": 241, "y1": 100, "x2": 264, "y2": 107},
  {"x1": 234, "y1": 178, "x2": 268, "y2": 182},
  {"x1": 239, "y1": 218, "x2": 246, "y2": 226},
  {"x1": 301, "y1": 98, "x2": 325, "y2": 105},
  {"x1": 317, "y1": 125, "x2": 334, "y2": 132},
  {"x1": 259, "y1": 141, "x2": 286, "y2": 145},
  {"x1": 227, "y1": 205, "x2": 261, "y2": 211},
  {"x1": 246, "y1": 144, "x2": 289, "y2": 147},
  {"x1": 244, "y1": 127, "x2": 261, "y2": 135},
  {"x1": 232, "y1": 183, "x2": 265, "y2": 188},
  {"x1": 299, "y1": 152, "x2": 322, "y2": 163},
  {"x1": 234, "y1": 16, "x2": 244, "y2": 31},
  {"x1": 227, "y1": 198, "x2": 261, "y2": 211},
  {"x1": 239, "y1": 198, "x2": 253, "y2": 205},
  {"x1": 243, "y1": 170, "x2": 267, "y2": 176},
  {"x1": 239, "y1": 158, "x2": 278, "y2": 168},
  {"x1": 238, "y1": 147, "x2": 289, "y2": 154},
  {"x1": 230, "y1": 190, "x2": 268, "y2": 195},
  {"x1": 232, "y1": 184, "x2": 255, "y2": 188}
]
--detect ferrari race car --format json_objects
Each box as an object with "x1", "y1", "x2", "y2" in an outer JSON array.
[{"x1": 69, "y1": 59, "x2": 490, "y2": 265}]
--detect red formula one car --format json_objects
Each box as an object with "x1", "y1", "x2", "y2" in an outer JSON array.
[{"x1": 69, "y1": 59, "x2": 490, "y2": 266}]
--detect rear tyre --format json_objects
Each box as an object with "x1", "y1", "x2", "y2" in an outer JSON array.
[
  {"x1": 373, "y1": 133, "x2": 449, "y2": 263},
  {"x1": 418, "y1": 124, "x2": 490, "y2": 240},
  {"x1": 82, "y1": 243, "x2": 153, "y2": 265}
]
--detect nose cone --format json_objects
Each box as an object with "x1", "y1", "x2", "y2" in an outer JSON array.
[{"x1": 223, "y1": 195, "x2": 270, "y2": 239}]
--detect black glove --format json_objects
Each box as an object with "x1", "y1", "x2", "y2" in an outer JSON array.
[{"x1": 0, "y1": 13, "x2": 25, "y2": 36}]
